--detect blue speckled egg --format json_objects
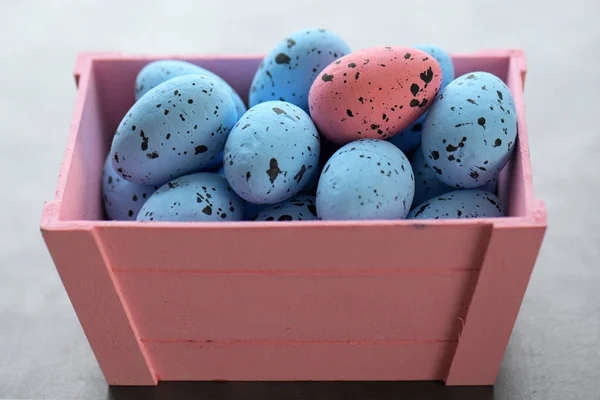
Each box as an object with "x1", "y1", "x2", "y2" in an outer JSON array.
[
  {"x1": 243, "y1": 202, "x2": 264, "y2": 221},
  {"x1": 135, "y1": 60, "x2": 247, "y2": 118},
  {"x1": 316, "y1": 139, "x2": 414, "y2": 220},
  {"x1": 137, "y1": 172, "x2": 244, "y2": 222},
  {"x1": 408, "y1": 189, "x2": 504, "y2": 219},
  {"x1": 249, "y1": 28, "x2": 351, "y2": 112},
  {"x1": 421, "y1": 72, "x2": 517, "y2": 188},
  {"x1": 223, "y1": 101, "x2": 320, "y2": 204},
  {"x1": 390, "y1": 45, "x2": 455, "y2": 154},
  {"x1": 415, "y1": 45, "x2": 455, "y2": 91},
  {"x1": 411, "y1": 146, "x2": 499, "y2": 208},
  {"x1": 410, "y1": 146, "x2": 454, "y2": 207},
  {"x1": 389, "y1": 119, "x2": 425, "y2": 155},
  {"x1": 216, "y1": 166, "x2": 263, "y2": 219},
  {"x1": 299, "y1": 164, "x2": 323, "y2": 196},
  {"x1": 202, "y1": 151, "x2": 224, "y2": 171},
  {"x1": 254, "y1": 195, "x2": 318, "y2": 221},
  {"x1": 102, "y1": 154, "x2": 158, "y2": 220},
  {"x1": 110, "y1": 75, "x2": 237, "y2": 185}
]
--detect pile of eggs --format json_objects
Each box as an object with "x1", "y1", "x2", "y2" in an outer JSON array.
[{"x1": 103, "y1": 28, "x2": 516, "y2": 222}]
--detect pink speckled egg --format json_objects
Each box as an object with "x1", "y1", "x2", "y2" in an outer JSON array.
[{"x1": 308, "y1": 47, "x2": 443, "y2": 145}]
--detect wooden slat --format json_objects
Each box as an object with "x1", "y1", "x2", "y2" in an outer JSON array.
[
  {"x1": 101, "y1": 223, "x2": 492, "y2": 272},
  {"x1": 445, "y1": 224, "x2": 546, "y2": 385},
  {"x1": 40, "y1": 228, "x2": 157, "y2": 385},
  {"x1": 117, "y1": 271, "x2": 479, "y2": 341},
  {"x1": 145, "y1": 340, "x2": 455, "y2": 381}
]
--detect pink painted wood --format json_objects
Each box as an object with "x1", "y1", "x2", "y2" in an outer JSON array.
[
  {"x1": 145, "y1": 340, "x2": 454, "y2": 381},
  {"x1": 98, "y1": 222, "x2": 492, "y2": 271},
  {"x1": 116, "y1": 270, "x2": 479, "y2": 341},
  {"x1": 40, "y1": 220, "x2": 156, "y2": 385},
  {"x1": 40, "y1": 50, "x2": 546, "y2": 386}
]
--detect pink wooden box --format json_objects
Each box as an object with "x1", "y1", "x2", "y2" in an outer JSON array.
[{"x1": 40, "y1": 50, "x2": 546, "y2": 386}]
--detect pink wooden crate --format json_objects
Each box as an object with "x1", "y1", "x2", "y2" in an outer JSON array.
[{"x1": 40, "y1": 50, "x2": 546, "y2": 386}]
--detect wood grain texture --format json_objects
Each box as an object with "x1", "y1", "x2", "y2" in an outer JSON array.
[{"x1": 117, "y1": 271, "x2": 479, "y2": 341}]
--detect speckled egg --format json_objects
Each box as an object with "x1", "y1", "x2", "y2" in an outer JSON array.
[
  {"x1": 137, "y1": 172, "x2": 244, "y2": 222},
  {"x1": 308, "y1": 46, "x2": 442, "y2": 145},
  {"x1": 411, "y1": 146, "x2": 498, "y2": 208},
  {"x1": 408, "y1": 189, "x2": 504, "y2": 219},
  {"x1": 415, "y1": 45, "x2": 455, "y2": 91},
  {"x1": 135, "y1": 60, "x2": 247, "y2": 118},
  {"x1": 216, "y1": 166, "x2": 263, "y2": 219},
  {"x1": 421, "y1": 71, "x2": 517, "y2": 188},
  {"x1": 390, "y1": 45, "x2": 455, "y2": 154},
  {"x1": 203, "y1": 151, "x2": 224, "y2": 171},
  {"x1": 249, "y1": 28, "x2": 351, "y2": 112},
  {"x1": 389, "y1": 119, "x2": 425, "y2": 155},
  {"x1": 410, "y1": 146, "x2": 454, "y2": 207},
  {"x1": 223, "y1": 101, "x2": 320, "y2": 204},
  {"x1": 110, "y1": 75, "x2": 237, "y2": 185},
  {"x1": 254, "y1": 195, "x2": 318, "y2": 221},
  {"x1": 316, "y1": 139, "x2": 414, "y2": 220},
  {"x1": 301, "y1": 135, "x2": 341, "y2": 195},
  {"x1": 299, "y1": 163, "x2": 322, "y2": 195},
  {"x1": 102, "y1": 154, "x2": 158, "y2": 220}
]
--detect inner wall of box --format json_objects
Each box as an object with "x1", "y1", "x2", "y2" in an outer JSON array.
[{"x1": 60, "y1": 55, "x2": 520, "y2": 221}]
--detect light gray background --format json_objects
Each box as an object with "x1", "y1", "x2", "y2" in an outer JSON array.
[{"x1": 1, "y1": 0, "x2": 598, "y2": 399}]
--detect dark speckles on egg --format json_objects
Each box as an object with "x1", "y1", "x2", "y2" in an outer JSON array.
[
  {"x1": 410, "y1": 83, "x2": 419, "y2": 96},
  {"x1": 275, "y1": 53, "x2": 291, "y2": 64},
  {"x1": 316, "y1": 139, "x2": 414, "y2": 220},
  {"x1": 224, "y1": 101, "x2": 320, "y2": 204},
  {"x1": 195, "y1": 145, "x2": 208, "y2": 154},
  {"x1": 408, "y1": 189, "x2": 504, "y2": 219},
  {"x1": 139, "y1": 130, "x2": 149, "y2": 151},
  {"x1": 112, "y1": 74, "x2": 238, "y2": 185},
  {"x1": 419, "y1": 67, "x2": 434, "y2": 84},
  {"x1": 248, "y1": 28, "x2": 350, "y2": 112},
  {"x1": 137, "y1": 173, "x2": 244, "y2": 221},
  {"x1": 422, "y1": 72, "x2": 517, "y2": 188}
]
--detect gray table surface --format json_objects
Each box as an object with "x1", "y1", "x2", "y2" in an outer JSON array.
[{"x1": 1, "y1": 0, "x2": 599, "y2": 399}]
